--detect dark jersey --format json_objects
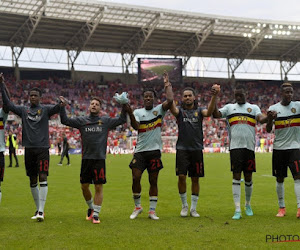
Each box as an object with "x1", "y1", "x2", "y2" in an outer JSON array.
[
  {"x1": 1, "y1": 87, "x2": 60, "y2": 148},
  {"x1": 176, "y1": 107, "x2": 204, "y2": 150},
  {"x1": 60, "y1": 107, "x2": 126, "y2": 159},
  {"x1": 62, "y1": 136, "x2": 69, "y2": 151}
]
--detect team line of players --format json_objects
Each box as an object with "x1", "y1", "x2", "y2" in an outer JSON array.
[{"x1": 0, "y1": 73, "x2": 299, "y2": 223}]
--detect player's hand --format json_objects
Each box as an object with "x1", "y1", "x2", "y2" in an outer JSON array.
[
  {"x1": 122, "y1": 103, "x2": 133, "y2": 114},
  {"x1": 163, "y1": 70, "x2": 171, "y2": 88},
  {"x1": 211, "y1": 84, "x2": 220, "y2": 96},
  {"x1": 59, "y1": 96, "x2": 68, "y2": 106},
  {"x1": 0, "y1": 73, "x2": 4, "y2": 84},
  {"x1": 267, "y1": 110, "x2": 277, "y2": 120}
]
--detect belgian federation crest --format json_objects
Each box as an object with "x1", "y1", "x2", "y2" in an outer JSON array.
[
  {"x1": 153, "y1": 111, "x2": 158, "y2": 116},
  {"x1": 247, "y1": 108, "x2": 252, "y2": 113},
  {"x1": 98, "y1": 120, "x2": 102, "y2": 125},
  {"x1": 194, "y1": 112, "x2": 198, "y2": 117},
  {"x1": 291, "y1": 108, "x2": 296, "y2": 113},
  {"x1": 37, "y1": 109, "x2": 42, "y2": 115}
]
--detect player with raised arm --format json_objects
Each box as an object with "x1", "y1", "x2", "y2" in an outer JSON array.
[
  {"x1": 0, "y1": 74, "x2": 60, "y2": 222},
  {"x1": 127, "y1": 71, "x2": 173, "y2": 220},
  {"x1": 169, "y1": 84, "x2": 220, "y2": 217},
  {"x1": 266, "y1": 82, "x2": 300, "y2": 218},
  {"x1": 213, "y1": 84, "x2": 267, "y2": 220},
  {"x1": 59, "y1": 95, "x2": 130, "y2": 224},
  {"x1": 0, "y1": 73, "x2": 10, "y2": 204}
]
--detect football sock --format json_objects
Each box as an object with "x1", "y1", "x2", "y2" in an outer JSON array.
[
  {"x1": 133, "y1": 193, "x2": 141, "y2": 208},
  {"x1": 245, "y1": 181, "x2": 253, "y2": 206},
  {"x1": 39, "y1": 181, "x2": 48, "y2": 213},
  {"x1": 232, "y1": 179, "x2": 241, "y2": 212},
  {"x1": 0, "y1": 186, "x2": 2, "y2": 203},
  {"x1": 93, "y1": 205, "x2": 101, "y2": 218},
  {"x1": 180, "y1": 192, "x2": 188, "y2": 207},
  {"x1": 149, "y1": 196, "x2": 158, "y2": 211},
  {"x1": 276, "y1": 182, "x2": 285, "y2": 208},
  {"x1": 294, "y1": 179, "x2": 300, "y2": 208},
  {"x1": 30, "y1": 183, "x2": 39, "y2": 211},
  {"x1": 191, "y1": 194, "x2": 199, "y2": 210},
  {"x1": 86, "y1": 198, "x2": 94, "y2": 209}
]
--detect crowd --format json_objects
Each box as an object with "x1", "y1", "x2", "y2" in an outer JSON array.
[{"x1": 2, "y1": 74, "x2": 298, "y2": 152}]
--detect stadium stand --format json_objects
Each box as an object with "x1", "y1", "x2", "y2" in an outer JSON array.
[{"x1": 2, "y1": 71, "x2": 297, "y2": 154}]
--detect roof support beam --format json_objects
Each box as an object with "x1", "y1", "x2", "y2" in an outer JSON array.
[
  {"x1": 9, "y1": 0, "x2": 47, "y2": 80},
  {"x1": 121, "y1": 13, "x2": 161, "y2": 73},
  {"x1": 227, "y1": 27, "x2": 269, "y2": 78},
  {"x1": 279, "y1": 42, "x2": 300, "y2": 81},
  {"x1": 66, "y1": 7, "x2": 106, "y2": 71},
  {"x1": 174, "y1": 20, "x2": 215, "y2": 69}
]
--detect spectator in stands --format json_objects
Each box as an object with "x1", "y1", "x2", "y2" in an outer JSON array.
[{"x1": 0, "y1": 74, "x2": 60, "y2": 222}]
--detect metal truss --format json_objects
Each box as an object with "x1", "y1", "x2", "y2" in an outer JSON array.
[
  {"x1": 227, "y1": 27, "x2": 269, "y2": 78},
  {"x1": 66, "y1": 6, "x2": 106, "y2": 70},
  {"x1": 174, "y1": 20, "x2": 215, "y2": 69},
  {"x1": 280, "y1": 42, "x2": 300, "y2": 81},
  {"x1": 9, "y1": 0, "x2": 48, "y2": 65},
  {"x1": 121, "y1": 13, "x2": 161, "y2": 73}
]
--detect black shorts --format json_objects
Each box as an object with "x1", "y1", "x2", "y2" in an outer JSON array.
[
  {"x1": 0, "y1": 152, "x2": 4, "y2": 182},
  {"x1": 25, "y1": 148, "x2": 50, "y2": 177},
  {"x1": 81, "y1": 159, "x2": 106, "y2": 184},
  {"x1": 129, "y1": 150, "x2": 163, "y2": 174},
  {"x1": 176, "y1": 150, "x2": 204, "y2": 177},
  {"x1": 272, "y1": 149, "x2": 300, "y2": 178},
  {"x1": 230, "y1": 149, "x2": 256, "y2": 174}
]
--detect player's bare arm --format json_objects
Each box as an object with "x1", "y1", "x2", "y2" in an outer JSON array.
[
  {"x1": 256, "y1": 113, "x2": 268, "y2": 124},
  {"x1": 59, "y1": 96, "x2": 68, "y2": 107},
  {"x1": 162, "y1": 71, "x2": 174, "y2": 111},
  {"x1": 125, "y1": 104, "x2": 139, "y2": 130},
  {"x1": 266, "y1": 110, "x2": 277, "y2": 132},
  {"x1": 202, "y1": 84, "x2": 220, "y2": 117}
]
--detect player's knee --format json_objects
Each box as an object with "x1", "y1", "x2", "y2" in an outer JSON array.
[{"x1": 276, "y1": 177, "x2": 284, "y2": 183}]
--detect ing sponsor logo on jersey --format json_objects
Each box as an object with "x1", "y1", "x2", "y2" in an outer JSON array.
[
  {"x1": 138, "y1": 115, "x2": 162, "y2": 133},
  {"x1": 274, "y1": 113, "x2": 300, "y2": 129},
  {"x1": 227, "y1": 113, "x2": 256, "y2": 127}
]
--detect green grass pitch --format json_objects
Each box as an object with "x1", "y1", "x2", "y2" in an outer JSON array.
[
  {"x1": 147, "y1": 65, "x2": 175, "y2": 75},
  {"x1": 1, "y1": 153, "x2": 299, "y2": 249}
]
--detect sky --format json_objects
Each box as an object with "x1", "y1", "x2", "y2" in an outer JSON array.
[{"x1": 103, "y1": 0, "x2": 300, "y2": 23}]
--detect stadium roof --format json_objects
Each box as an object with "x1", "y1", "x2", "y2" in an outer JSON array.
[{"x1": 1, "y1": 0, "x2": 300, "y2": 76}]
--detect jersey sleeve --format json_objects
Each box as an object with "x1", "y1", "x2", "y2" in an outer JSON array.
[
  {"x1": 133, "y1": 109, "x2": 140, "y2": 123},
  {"x1": 219, "y1": 105, "x2": 229, "y2": 118},
  {"x1": 60, "y1": 106, "x2": 83, "y2": 129},
  {"x1": 253, "y1": 105, "x2": 262, "y2": 118},
  {"x1": 158, "y1": 104, "x2": 166, "y2": 117},
  {"x1": 106, "y1": 109, "x2": 127, "y2": 129}
]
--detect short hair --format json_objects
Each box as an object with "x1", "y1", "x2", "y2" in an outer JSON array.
[
  {"x1": 30, "y1": 87, "x2": 42, "y2": 96},
  {"x1": 182, "y1": 87, "x2": 196, "y2": 96},
  {"x1": 91, "y1": 97, "x2": 102, "y2": 105},
  {"x1": 235, "y1": 84, "x2": 246, "y2": 91},
  {"x1": 142, "y1": 88, "x2": 157, "y2": 98},
  {"x1": 280, "y1": 82, "x2": 293, "y2": 91}
]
